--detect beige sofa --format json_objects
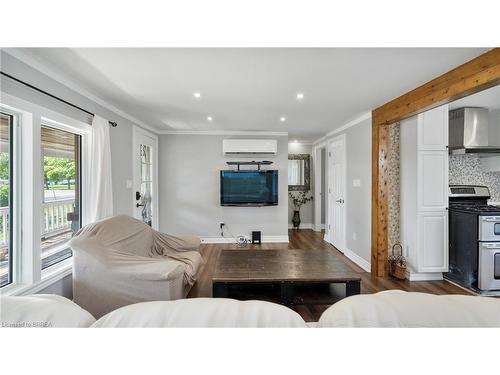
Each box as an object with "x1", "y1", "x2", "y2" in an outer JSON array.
[
  {"x1": 70, "y1": 215, "x2": 203, "y2": 319},
  {"x1": 2, "y1": 291, "x2": 499, "y2": 328}
]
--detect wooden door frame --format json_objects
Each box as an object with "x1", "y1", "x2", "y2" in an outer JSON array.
[{"x1": 371, "y1": 48, "x2": 500, "y2": 277}]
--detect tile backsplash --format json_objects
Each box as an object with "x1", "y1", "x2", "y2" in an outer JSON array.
[
  {"x1": 449, "y1": 154, "x2": 500, "y2": 202},
  {"x1": 388, "y1": 123, "x2": 401, "y2": 250}
]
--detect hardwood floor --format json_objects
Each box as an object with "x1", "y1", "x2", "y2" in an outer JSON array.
[{"x1": 187, "y1": 229, "x2": 470, "y2": 322}]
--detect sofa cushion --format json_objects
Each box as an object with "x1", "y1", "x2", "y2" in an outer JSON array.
[
  {"x1": 1, "y1": 294, "x2": 96, "y2": 328},
  {"x1": 317, "y1": 290, "x2": 500, "y2": 328},
  {"x1": 92, "y1": 298, "x2": 308, "y2": 328}
]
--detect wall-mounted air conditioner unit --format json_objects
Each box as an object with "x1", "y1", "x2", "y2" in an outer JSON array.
[{"x1": 222, "y1": 139, "x2": 278, "y2": 157}]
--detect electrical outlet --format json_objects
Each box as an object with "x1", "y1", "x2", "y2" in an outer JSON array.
[{"x1": 219, "y1": 222, "x2": 225, "y2": 229}]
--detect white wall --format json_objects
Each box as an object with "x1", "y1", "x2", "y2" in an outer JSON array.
[
  {"x1": 158, "y1": 134, "x2": 289, "y2": 241},
  {"x1": 287, "y1": 142, "x2": 313, "y2": 227},
  {"x1": 313, "y1": 115, "x2": 372, "y2": 268},
  {"x1": 344, "y1": 119, "x2": 372, "y2": 265}
]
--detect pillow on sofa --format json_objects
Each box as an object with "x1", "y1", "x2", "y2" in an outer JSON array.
[
  {"x1": 92, "y1": 298, "x2": 308, "y2": 328},
  {"x1": 1, "y1": 294, "x2": 96, "y2": 328},
  {"x1": 317, "y1": 290, "x2": 500, "y2": 328}
]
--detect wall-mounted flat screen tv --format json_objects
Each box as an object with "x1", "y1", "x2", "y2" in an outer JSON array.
[{"x1": 220, "y1": 170, "x2": 278, "y2": 206}]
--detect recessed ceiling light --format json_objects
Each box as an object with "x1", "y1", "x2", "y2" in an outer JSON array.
[
  {"x1": 280, "y1": 117, "x2": 286, "y2": 122},
  {"x1": 296, "y1": 93, "x2": 304, "y2": 100},
  {"x1": 193, "y1": 92, "x2": 201, "y2": 99},
  {"x1": 207, "y1": 116, "x2": 213, "y2": 121}
]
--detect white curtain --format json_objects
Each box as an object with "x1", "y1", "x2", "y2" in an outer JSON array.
[{"x1": 88, "y1": 115, "x2": 114, "y2": 222}]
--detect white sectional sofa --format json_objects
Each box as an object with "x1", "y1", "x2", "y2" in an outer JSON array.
[
  {"x1": 317, "y1": 290, "x2": 500, "y2": 328},
  {"x1": 1, "y1": 294, "x2": 96, "y2": 328},
  {"x1": 2, "y1": 291, "x2": 499, "y2": 328}
]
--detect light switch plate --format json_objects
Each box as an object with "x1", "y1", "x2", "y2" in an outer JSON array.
[
  {"x1": 353, "y1": 179, "x2": 361, "y2": 187},
  {"x1": 126, "y1": 179, "x2": 133, "y2": 189}
]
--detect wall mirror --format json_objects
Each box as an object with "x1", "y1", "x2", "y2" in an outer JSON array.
[{"x1": 288, "y1": 154, "x2": 310, "y2": 191}]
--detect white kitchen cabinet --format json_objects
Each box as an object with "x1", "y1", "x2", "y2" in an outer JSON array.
[
  {"x1": 400, "y1": 103, "x2": 449, "y2": 280},
  {"x1": 417, "y1": 151, "x2": 448, "y2": 211},
  {"x1": 417, "y1": 212, "x2": 449, "y2": 272},
  {"x1": 417, "y1": 105, "x2": 449, "y2": 151}
]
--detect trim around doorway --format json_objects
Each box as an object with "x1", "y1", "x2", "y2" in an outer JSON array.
[{"x1": 132, "y1": 126, "x2": 159, "y2": 230}]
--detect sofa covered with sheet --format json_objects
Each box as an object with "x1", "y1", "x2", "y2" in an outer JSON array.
[{"x1": 70, "y1": 215, "x2": 203, "y2": 319}]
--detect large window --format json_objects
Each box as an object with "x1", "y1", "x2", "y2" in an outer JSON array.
[
  {"x1": 0, "y1": 96, "x2": 89, "y2": 293},
  {"x1": 41, "y1": 125, "x2": 81, "y2": 269},
  {"x1": 0, "y1": 113, "x2": 13, "y2": 287}
]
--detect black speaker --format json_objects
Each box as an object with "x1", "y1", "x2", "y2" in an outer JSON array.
[{"x1": 251, "y1": 231, "x2": 261, "y2": 244}]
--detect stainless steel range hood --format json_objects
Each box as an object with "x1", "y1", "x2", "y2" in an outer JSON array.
[{"x1": 449, "y1": 107, "x2": 500, "y2": 155}]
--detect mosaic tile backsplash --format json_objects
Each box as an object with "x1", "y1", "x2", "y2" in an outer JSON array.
[
  {"x1": 388, "y1": 123, "x2": 401, "y2": 251},
  {"x1": 449, "y1": 154, "x2": 500, "y2": 202}
]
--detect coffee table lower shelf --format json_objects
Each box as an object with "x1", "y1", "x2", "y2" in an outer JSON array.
[{"x1": 212, "y1": 279, "x2": 361, "y2": 306}]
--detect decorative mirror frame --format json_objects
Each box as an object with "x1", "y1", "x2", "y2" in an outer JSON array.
[{"x1": 288, "y1": 154, "x2": 310, "y2": 191}]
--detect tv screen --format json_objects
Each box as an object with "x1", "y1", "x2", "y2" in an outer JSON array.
[{"x1": 220, "y1": 170, "x2": 278, "y2": 206}]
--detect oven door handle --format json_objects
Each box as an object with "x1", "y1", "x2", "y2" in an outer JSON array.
[{"x1": 482, "y1": 243, "x2": 500, "y2": 249}]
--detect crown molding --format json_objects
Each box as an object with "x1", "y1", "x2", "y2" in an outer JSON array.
[
  {"x1": 2, "y1": 48, "x2": 160, "y2": 134},
  {"x1": 313, "y1": 111, "x2": 372, "y2": 145},
  {"x1": 159, "y1": 130, "x2": 288, "y2": 136}
]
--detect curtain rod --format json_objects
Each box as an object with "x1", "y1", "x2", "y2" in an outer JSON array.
[{"x1": 0, "y1": 71, "x2": 118, "y2": 127}]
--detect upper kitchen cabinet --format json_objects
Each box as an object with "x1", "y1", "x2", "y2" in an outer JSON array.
[{"x1": 417, "y1": 104, "x2": 449, "y2": 151}]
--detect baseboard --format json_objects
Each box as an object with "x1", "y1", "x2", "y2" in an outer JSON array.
[
  {"x1": 313, "y1": 224, "x2": 325, "y2": 232},
  {"x1": 200, "y1": 235, "x2": 289, "y2": 244},
  {"x1": 343, "y1": 247, "x2": 371, "y2": 272},
  {"x1": 288, "y1": 223, "x2": 313, "y2": 229},
  {"x1": 406, "y1": 270, "x2": 443, "y2": 281}
]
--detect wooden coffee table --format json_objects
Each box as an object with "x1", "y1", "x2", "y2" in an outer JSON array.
[{"x1": 212, "y1": 249, "x2": 361, "y2": 306}]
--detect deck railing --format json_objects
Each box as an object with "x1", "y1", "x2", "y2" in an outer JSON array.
[
  {"x1": 0, "y1": 199, "x2": 76, "y2": 248},
  {"x1": 0, "y1": 207, "x2": 8, "y2": 247},
  {"x1": 42, "y1": 199, "x2": 76, "y2": 237}
]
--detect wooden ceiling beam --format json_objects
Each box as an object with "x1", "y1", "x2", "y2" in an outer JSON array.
[{"x1": 373, "y1": 48, "x2": 500, "y2": 126}]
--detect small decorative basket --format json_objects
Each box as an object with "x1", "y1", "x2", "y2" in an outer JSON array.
[{"x1": 388, "y1": 243, "x2": 407, "y2": 280}]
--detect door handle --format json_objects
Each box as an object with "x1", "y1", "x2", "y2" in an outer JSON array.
[
  {"x1": 136, "y1": 203, "x2": 145, "y2": 208},
  {"x1": 335, "y1": 199, "x2": 344, "y2": 204}
]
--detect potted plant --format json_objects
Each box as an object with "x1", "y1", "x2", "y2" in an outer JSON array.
[{"x1": 289, "y1": 191, "x2": 313, "y2": 229}]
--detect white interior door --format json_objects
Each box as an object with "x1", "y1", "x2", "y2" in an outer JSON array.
[
  {"x1": 327, "y1": 135, "x2": 346, "y2": 252},
  {"x1": 133, "y1": 126, "x2": 159, "y2": 229}
]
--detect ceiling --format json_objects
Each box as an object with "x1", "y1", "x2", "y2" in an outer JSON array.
[
  {"x1": 13, "y1": 48, "x2": 490, "y2": 141},
  {"x1": 449, "y1": 84, "x2": 500, "y2": 110}
]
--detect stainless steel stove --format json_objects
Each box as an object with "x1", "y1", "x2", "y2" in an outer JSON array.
[{"x1": 445, "y1": 185, "x2": 500, "y2": 293}]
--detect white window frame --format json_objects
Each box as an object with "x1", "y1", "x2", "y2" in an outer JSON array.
[{"x1": 0, "y1": 93, "x2": 91, "y2": 296}]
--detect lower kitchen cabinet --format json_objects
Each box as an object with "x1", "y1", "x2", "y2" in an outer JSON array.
[{"x1": 417, "y1": 211, "x2": 449, "y2": 273}]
